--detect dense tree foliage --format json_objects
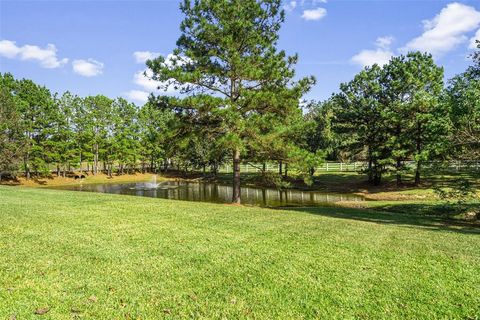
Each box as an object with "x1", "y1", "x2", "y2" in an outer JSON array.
[
  {"x1": 382, "y1": 52, "x2": 447, "y2": 185},
  {"x1": 332, "y1": 53, "x2": 451, "y2": 185},
  {"x1": 147, "y1": 0, "x2": 315, "y2": 203},
  {"x1": 445, "y1": 41, "x2": 480, "y2": 159},
  {"x1": 0, "y1": 85, "x2": 25, "y2": 180},
  {"x1": 0, "y1": 73, "x2": 177, "y2": 179},
  {"x1": 334, "y1": 64, "x2": 388, "y2": 185}
]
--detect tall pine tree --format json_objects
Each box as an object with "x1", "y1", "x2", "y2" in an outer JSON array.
[{"x1": 147, "y1": 0, "x2": 314, "y2": 203}]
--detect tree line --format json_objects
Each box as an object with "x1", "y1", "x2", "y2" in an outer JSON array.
[
  {"x1": 0, "y1": 73, "x2": 173, "y2": 180},
  {"x1": 328, "y1": 48, "x2": 479, "y2": 186},
  {"x1": 1, "y1": 0, "x2": 479, "y2": 203},
  {"x1": 0, "y1": 71, "x2": 314, "y2": 182}
]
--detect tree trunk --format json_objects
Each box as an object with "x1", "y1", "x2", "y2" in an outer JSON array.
[
  {"x1": 284, "y1": 163, "x2": 288, "y2": 178},
  {"x1": 373, "y1": 170, "x2": 382, "y2": 186},
  {"x1": 415, "y1": 123, "x2": 422, "y2": 186},
  {"x1": 262, "y1": 162, "x2": 266, "y2": 175},
  {"x1": 278, "y1": 161, "x2": 283, "y2": 176},
  {"x1": 396, "y1": 159, "x2": 402, "y2": 186},
  {"x1": 368, "y1": 158, "x2": 373, "y2": 183},
  {"x1": 164, "y1": 159, "x2": 169, "y2": 172},
  {"x1": 24, "y1": 154, "x2": 30, "y2": 180},
  {"x1": 415, "y1": 161, "x2": 421, "y2": 185},
  {"x1": 93, "y1": 143, "x2": 99, "y2": 175},
  {"x1": 232, "y1": 148, "x2": 241, "y2": 204},
  {"x1": 79, "y1": 152, "x2": 83, "y2": 175}
]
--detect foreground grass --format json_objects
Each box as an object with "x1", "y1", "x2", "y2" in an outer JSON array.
[{"x1": 1, "y1": 187, "x2": 479, "y2": 319}]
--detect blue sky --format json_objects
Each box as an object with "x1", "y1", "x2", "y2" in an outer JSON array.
[{"x1": 1, "y1": 0, "x2": 479, "y2": 104}]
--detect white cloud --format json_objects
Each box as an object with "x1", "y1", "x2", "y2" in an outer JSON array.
[
  {"x1": 72, "y1": 59, "x2": 104, "y2": 77},
  {"x1": 0, "y1": 40, "x2": 68, "y2": 68},
  {"x1": 299, "y1": 0, "x2": 327, "y2": 5},
  {"x1": 301, "y1": 7, "x2": 327, "y2": 21},
  {"x1": 126, "y1": 67, "x2": 179, "y2": 103},
  {"x1": 284, "y1": 1, "x2": 297, "y2": 12},
  {"x1": 469, "y1": 29, "x2": 480, "y2": 49},
  {"x1": 133, "y1": 51, "x2": 160, "y2": 64},
  {"x1": 126, "y1": 53, "x2": 192, "y2": 101},
  {"x1": 403, "y1": 2, "x2": 480, "y2": 56},
  {"x1": 351, "y1": 49, "x2": 393, "y2": 67},
  {"x1": 125, "y1": 90, "x2": 150, "y2": 103},
  {"x1": 351, "y1": 36, "x2": 394, "y2": 67},
  {"x1": 0, "y1": 40, "x2": 20, "y2": 58},
  {"x1": 375, "y1": 36, "x2": 394, "y2": 49},
  {"x1": 134, "y1": 69, "x2": 161, "y2": 91},
  {"x1": 133, "y1": 68, "x2": 181, "y2": 94}
]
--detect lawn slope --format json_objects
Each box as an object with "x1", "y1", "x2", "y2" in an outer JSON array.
[{"x1": 0, "y1": 186, "x2": 479, "y2": 319}]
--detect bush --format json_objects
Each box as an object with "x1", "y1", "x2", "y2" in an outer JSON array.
[{"x1": 434, "y1": 179, "x2": 480, "y2": 220}]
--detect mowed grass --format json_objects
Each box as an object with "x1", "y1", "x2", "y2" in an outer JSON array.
[{"x1": 1, "y1": 186, "x2": 479, "y2": 319}]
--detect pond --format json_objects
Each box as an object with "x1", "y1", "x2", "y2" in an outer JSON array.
[{"x1": 51, "y1": 180, "x2": 364, "y2": 207}]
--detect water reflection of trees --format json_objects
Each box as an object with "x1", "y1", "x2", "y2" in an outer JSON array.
[{"x1": 69, "y1": 181, "x2": 363, "y2": 206}]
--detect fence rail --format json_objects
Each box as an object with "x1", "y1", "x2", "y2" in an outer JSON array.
[
  {"x1": 19, "y1": 160, "x2": 480, "y2": 176},
  {"x1": 216, "y1": 160, "x2": 480, "y2": 174}
]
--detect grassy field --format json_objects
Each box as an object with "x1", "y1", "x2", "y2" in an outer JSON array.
[{"x1": 1, "y1": 186, "x2": 479, "y2": 319}]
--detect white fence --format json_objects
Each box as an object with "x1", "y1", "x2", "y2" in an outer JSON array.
[
  {"x1": 218, "y1": 160, "x2": 480, "y2": 174},
  {"x1": 30, "y1": 160, "x2": 480, "y2": 176}
]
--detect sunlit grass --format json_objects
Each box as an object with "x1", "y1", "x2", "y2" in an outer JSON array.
[{"x1": 1, "y1": 186, "x2": 479, "y2": 318}]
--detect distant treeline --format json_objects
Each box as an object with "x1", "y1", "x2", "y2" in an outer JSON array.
[{"x1": 0, "y1": 46, "x2": 479, "y2": 185}]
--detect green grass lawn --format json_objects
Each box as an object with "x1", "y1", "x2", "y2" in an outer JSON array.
[{"x1": 1, "y1": 186, "x2": 479, "y2": 319}]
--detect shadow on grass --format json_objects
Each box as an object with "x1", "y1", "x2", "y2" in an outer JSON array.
[
  {"x1": 283, "y1": 205, "x2": 480, "y2": 235},
  {"x1": 372, "y1": 202, "x2": 479, "y2": 217}
]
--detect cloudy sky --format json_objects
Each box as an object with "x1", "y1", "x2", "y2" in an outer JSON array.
[{"x1": 1, "y1": 0, "x2": 479, "y2": 104}]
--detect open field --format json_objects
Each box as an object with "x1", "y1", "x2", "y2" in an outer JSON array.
[{"x1": 1, "y1": 186, "x2": 479, "y2": 318}]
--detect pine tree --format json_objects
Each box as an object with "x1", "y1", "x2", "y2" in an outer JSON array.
[
  {"x1": 112, "y1": 98, "x2": 140, "y2": 175},
  {"x1": 0, "y1": 85, "x2": 26, "y2": 180},
  {"x1": 334, "y1": 64, "x2": 389, "y2": 185},
  {"x1": 446, "y1": 41, "x2": 480, "y2": 159},
  {"x1": 52, "y1": 92, "x2": 79, "y2": 177},
  {"x1": 147, "y1": 0, "x2": 314, "y2": 203},
  {"x1": 14, "y1": 78, "x2": 55, "y2": 178},
  {"x1": 84, "y1": 95, "x2": 113, "y2": 175},
  {"x1": 382, "y1": 52, "x2": 446, "y2": 185}
]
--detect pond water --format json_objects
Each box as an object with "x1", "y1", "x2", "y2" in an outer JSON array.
[{"x1": 52, "y1": 180, "x2": 364, "y2": 207}]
